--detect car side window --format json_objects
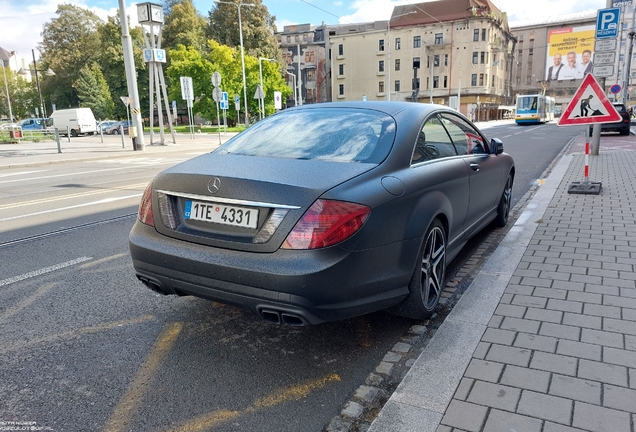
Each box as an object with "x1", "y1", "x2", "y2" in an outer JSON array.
[
  {"x1": 438, "y1": 113, "x2": 488, "y2": 155},
  {"x1": 411, "y1": 116, "x2": 457, "y2": 164}
]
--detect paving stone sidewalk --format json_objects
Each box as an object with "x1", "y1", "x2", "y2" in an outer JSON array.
[{"x1": 370, "y1": 133, "x2": 636, "y2": 432}]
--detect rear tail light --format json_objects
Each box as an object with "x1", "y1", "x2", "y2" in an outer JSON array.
[
  {"x1": 281, "y1": 199, "x2": 370, "y2": 250},
  {"x1": 138, "y1": 182, "x2": 155, "y2": 226}
]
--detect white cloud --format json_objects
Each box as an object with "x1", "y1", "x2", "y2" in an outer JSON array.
[{"x1": 0, "y1": 0, "x2": 139, "y2": 66}]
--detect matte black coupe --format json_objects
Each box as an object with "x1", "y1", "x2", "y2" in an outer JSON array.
[{"x1": 129, "y1": 102, "x2": 515, "y2": 325}]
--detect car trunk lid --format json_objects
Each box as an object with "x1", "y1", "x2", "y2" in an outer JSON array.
[{"x1": 151, "y1": 153, "x2": 375, "y2": 252}]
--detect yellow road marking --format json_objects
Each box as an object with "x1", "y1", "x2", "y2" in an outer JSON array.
[
  {"x1": 169, "y1": 374, "x2": 341, "y2": 432},
  {"x1": 0, "y1": 282, "x2": 57, "y2": 325},
  {"x1": 104, "y1": 322, "x2": 183, "y2": 432},
  {"x1": 0, "y1": 315, "x2": 155, "y2": 355},
  {"x1": 0, "y1": 183, "x2": 149, "y2": 210}
]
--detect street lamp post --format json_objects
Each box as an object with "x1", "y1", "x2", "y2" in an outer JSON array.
[
  {"x1": 285, "y1": 71, "x2": 297, "y2": 106},
  {"x1": 386, "y1": 10, "x2": 416, "y2": 101},
  {"x1": 18, "y1": 49, "x2": 55, "y2": 120},
  {"x1": 259, "y1": 57, "x2": 275, "y2": 120},
  {"x1": 215, "y1": 1, "x2": 255, "y2": 127}
]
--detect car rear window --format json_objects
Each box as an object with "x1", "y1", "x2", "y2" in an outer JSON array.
[
  {"x1": 217, "y1": 108, "x2": 396, "y2": 163},
  {"x1": 614, "y1": 104, "x2": 627, "y2": 112}
]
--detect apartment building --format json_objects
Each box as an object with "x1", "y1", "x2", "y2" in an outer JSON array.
[{"x1": 329, "y1": 0, "x2": 516, "y2": 120}]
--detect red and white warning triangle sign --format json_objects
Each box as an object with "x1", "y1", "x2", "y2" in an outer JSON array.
[{"x1": 558, "y1": 74, "x2": 622, "y2": 126}]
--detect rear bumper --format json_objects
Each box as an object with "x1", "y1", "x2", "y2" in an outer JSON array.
[{"x1": 129, "y1": 221, "x2": 419, "y2": 324}]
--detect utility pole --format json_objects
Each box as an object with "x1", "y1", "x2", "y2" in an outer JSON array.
[
  {"x1": 118, "y1": 0, "x2": 145, "y2": 150},
  {"x1": 592, "y1": 0, "x2": 616, "y2": 155}
]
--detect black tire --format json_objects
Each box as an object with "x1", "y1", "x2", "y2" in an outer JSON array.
[
  {"x1": 112, "y1": 129, "x2": 119, "y2": 135},
  {"x1": 620, "y1": 128, "x2": 630, "y2": 136},
  {"x1": 389, "y1": 219, "x2": 446, "y2": 320},
  {"x1": 70, "y1": 129, "x2": 78, "y2": 137},
  {"x1": 494, "y1": 174, "x2": 513, "y2": 228}
]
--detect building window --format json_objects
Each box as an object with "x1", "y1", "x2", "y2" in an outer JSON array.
[
  {"x1": 491, "y1": 75, "x2": 495, "y2": 87},
  {"x1": 395, "y1": 80, "x2": 400, "y2": 92},
  {"x1": 395, "y1": 59, "x2": 400, "y2": 71},
  {"x1": 379, "y1": 81, "x2": 385, "y2": 93},
  {"x1": 305, "y1": 51, "x2": 315, "y2": 62},
  {"x1": 482, "y1": 28, "x2": 487, "y2": 41},
  {"x1": 379, "y1": 39, "x2": 385, "y2": 51},
  {"x1": 414, "y1": 35, "x2": 421, "y2": 48},
  {"x1": 426, "y1": 77, "x2": 429, "y2": 90},
  {"x1": 472, "y1": 52, "x2": 478, "y2": 64},
  {"x1": 339, "y1": 64, "x2": 344, "y2": 76},
  {"x1": 479, "y1": 73, "x2": 484, "y2": 86},
  {"x1": 444, "y1": 76, "x2": 448, "y2": 88},
  {"x1": 434, "y1": 55, "x2": 440, "y2": 67},
  {"x1": 307, "y1": 70, "x2": 315, "y2": 81},
  {"x1": 471, "y1": 74, "x2": 477, "y2": 86},
  {"x1": 338, "y1": 44, "x2": 343, "y2": 56},
  {"x1": 518, "y1": 49, "x2": 522, "y2": 57},
  {"x1": 433, "y1": 76, "x2": 439, "y2": 88},
  {"x1": 444, "y1": 54, "x2": 448, "y2": 66},
  {"x1": 474, "y1": 29, "x2": 479, "y2": 41},
  {"x1": 339, "y1": 84, "x2": 344, "y2": 95},
  {"x1": 480, "y1": 52, "x2": 485, "y2": 64},
  {"x1": 413, "y1": 57, "x2": 420, "y2": 69},
  {"x1": 435, "y1": 33, "x2": 443, "y2": 44},
  {"x1": 395, "y1": 38, "x2": 401, "y2": 50},
  {"x1": 379, "y1": 60, "x2": 385, "y2": 72},
  {"x1": 529, "y1": 48, "x2": 534, "y2": 56}
]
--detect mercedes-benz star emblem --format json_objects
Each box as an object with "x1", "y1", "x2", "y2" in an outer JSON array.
[{"x1": 207, "y1": 177, "x2": 221, "y2": 194}]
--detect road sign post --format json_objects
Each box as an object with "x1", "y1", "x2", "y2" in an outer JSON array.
[{"x1": 558, "y1": 74, "x2": 621, "y2": 194}]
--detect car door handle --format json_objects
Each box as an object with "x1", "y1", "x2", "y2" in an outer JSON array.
[{"x1": 470, "y1": 163, "x2": 480, "y2": 171}]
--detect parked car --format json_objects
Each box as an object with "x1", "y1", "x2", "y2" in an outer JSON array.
[
  {"x1": 589, "y1": 102, "x2": 632, "y2": 136},
  {"x1": 105, "y1": 120, "x2": 133, "y2": 135},
  {"x1": 129, "y1": 102, "x2": 515, "y2": 325},
  {"x1": 17, "y1": 118, "x2": 50, "y2": 130},
  {"x1": 98, "y1": 120, "x2": 118, "y2": 133},
  {"x1": 50, "y1": 108, "x2": 98, "y2": 137}
]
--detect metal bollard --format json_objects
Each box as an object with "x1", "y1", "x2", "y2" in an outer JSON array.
[
  {"x1": 100, "y1": 125, "x2": 104, "y2": 143},
  {"x1": 120, "y1": 125, "x2": 125, "y2": 148},
  {"x1": 66, "y1": 126, "x2": 71, "y2": 142},
  {"x1": 55, "y1": 128, "x2": 62, "y2": 153}
]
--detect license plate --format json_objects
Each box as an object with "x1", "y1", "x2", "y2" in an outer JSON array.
[{"x1": 184, "y1": 200, "x2": 259, "y2": 229}]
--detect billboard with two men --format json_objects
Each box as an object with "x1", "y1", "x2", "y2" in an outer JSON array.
[{"x1": 546, "y1": 25, "x2": 595, "y2": 82}]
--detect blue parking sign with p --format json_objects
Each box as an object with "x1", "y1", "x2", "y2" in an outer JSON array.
[{"x1": 596, "y1": 8, "x2": 620, "y2": 39}]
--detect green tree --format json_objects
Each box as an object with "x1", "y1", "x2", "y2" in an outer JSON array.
[
  {"x1": 207, "y1": 0, "x2": 281, "y2": 60},
  {"x1": 162, "y1": 0, "x2": 207, "y2": 53},
  {"x1": 95, "y1": 15, "x2": 149, "y2": 120},
  {"x1": 166, "y1": 41, "x2": 290, "y2": 124},
  {"x1": 75, "y1": 63, "x2": 115, "y2": 119},
  {"x1": 0, "y1": 66, "x2": 38, "y2": 120},
  {"x1": 39, "y1": 4, "x2": 103, "y2": 109}
]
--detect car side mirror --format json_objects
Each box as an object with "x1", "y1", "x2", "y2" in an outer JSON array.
[{"x1": 490, "y1": 138, "x2": 504, "y2": 155}]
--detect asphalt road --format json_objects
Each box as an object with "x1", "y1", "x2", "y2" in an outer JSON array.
[{"x1": 0, "y1": 121, "x2": 584, "y2": 432}]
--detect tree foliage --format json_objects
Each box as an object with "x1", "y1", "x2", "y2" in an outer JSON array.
[
  {"x1": 166, "y1": 40, "x2": 290, "y2": 123},
  {"x1": 75, "y1": 63, "x2": 115, "y2": 119},
  {"x1": 96, "y1": 15, "x2": 149, "y2": 119},
  {"x1": 0, "y1": 67, "x2": 38, "y2": 120},
  {"x1": 207, "y1": 0, "x2": 281, "y2": 60},
  {"x1": 39, "y1": 4, "x2": 103, "y2": 108},
  {"x1": 162, "y1": 0, "x2": 207, "y2": 53}
]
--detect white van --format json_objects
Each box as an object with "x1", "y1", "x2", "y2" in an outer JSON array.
[{"x1": 50, "y1": 108, "x2": 98, "y2": 137}]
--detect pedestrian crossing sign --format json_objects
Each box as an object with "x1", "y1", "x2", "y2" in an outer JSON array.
[{"x1": 558, "y1": 74, "x2": 621, "y2": 126}]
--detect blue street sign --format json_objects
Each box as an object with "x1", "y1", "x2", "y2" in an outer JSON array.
[
  {"x1": 220, "y1": 100, "x2": 229, "y2": 110},
  {"x1": 143, "y1": 49, "x2": 153, "y2": 63},
  {"x1": 234, "y1": 95, "x2": 240, "y2": 104},
  {"x1": 172, "y1": 100, "x2": 176, "y2": 109},
  {"x1": 596, "y1": 8, "x2": 620, "y2": 39},
  {"x1": 611, "y1": 84, "x2": 622, "y2": 94},
  {"x1": 221, "y1": 92, "x2": 229, "y2": 102}
]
